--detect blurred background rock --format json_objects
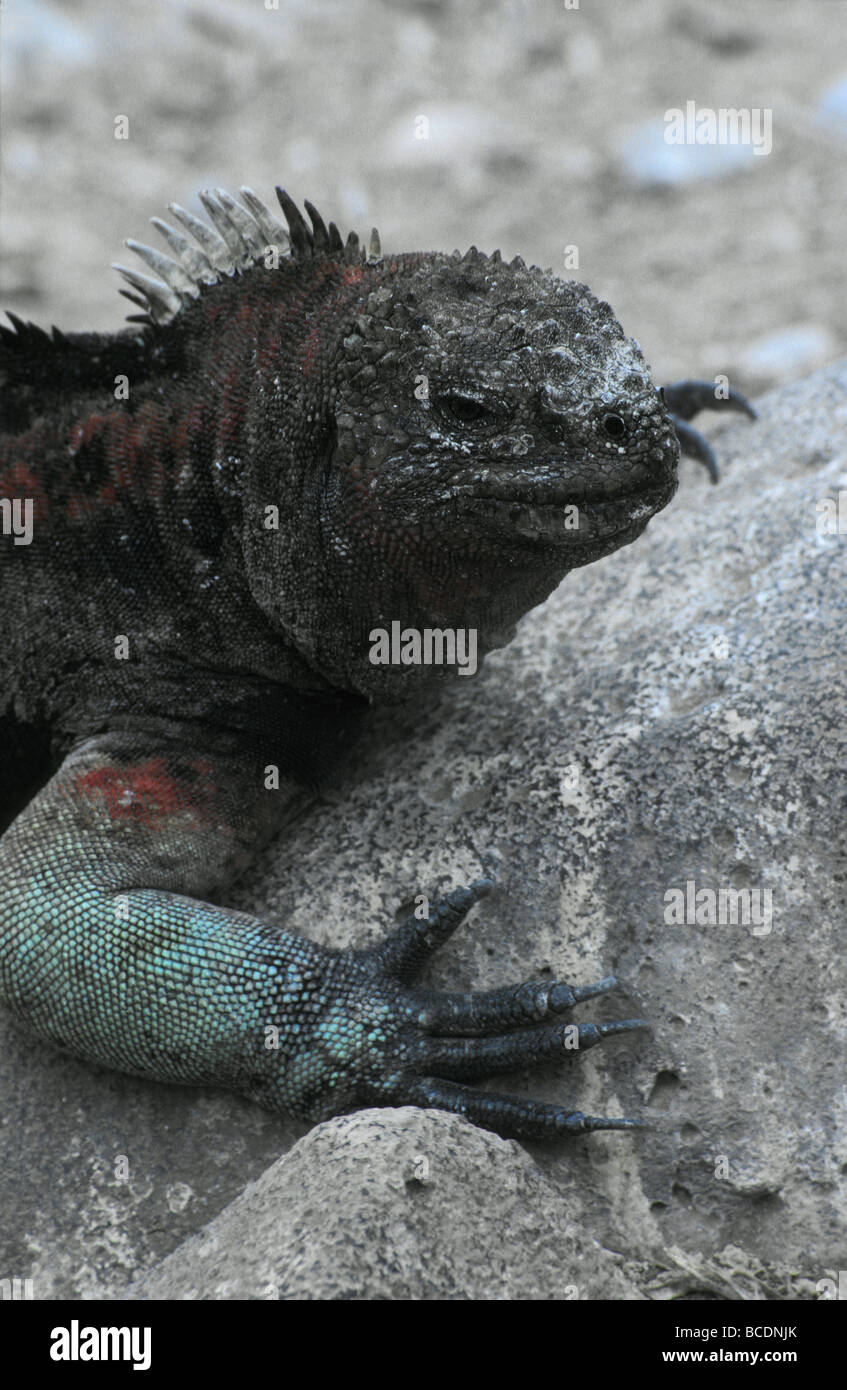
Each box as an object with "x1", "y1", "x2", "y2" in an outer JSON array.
[{"x1": 2, "y1": 0, "x2": 846, "y2": 424}]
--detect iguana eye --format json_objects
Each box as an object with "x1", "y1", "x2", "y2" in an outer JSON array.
[
  {"x1": 437, "y1": 392, "x2": 499, "y2": 428},
  {"x1": 602, "y1": 412, "x2": 626, "y2": 440}
]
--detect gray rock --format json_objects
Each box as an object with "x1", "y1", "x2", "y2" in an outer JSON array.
[
  {"x1": 228, "y1": 356, "x2": 847, "y2": 1293},
  {"x1": 816, "y1": 73, "x2": 847, "y2": 138},
  {"x1": 738, "y1": 323, "x2": 838, "y2": 388},
  {"x1": 618, "y1": 114, "x2": 760, "y2": 186},
  {"x1": 0, "y1": 1018, "x2": 302, "y2": 1299},
  {"x1": 129, "y1": 1110, "x2": 643, "y2": 1301},
  {"x1": 4, "y1": 359, "x2": 845, "y2": 1300}
]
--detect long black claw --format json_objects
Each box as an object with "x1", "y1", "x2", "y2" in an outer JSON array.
[
  {"x1": 419, "y1": 1016, "x2": 649, "y2": 1082},
  {"x1": 597, "y1": 1017, "x2": 649, "y2": 1036},
  {"x1": 563, "y1": 1018, "x2": 648, "y2": 1052},
  {"x1": 730, "y1": 390, "x2": 757, "y2": 420},
  {"x1": 672, "y1": 417, "x2": 720, "y2": 483},
  {"x1": 664, "y1": 378, "x2": 757, "y2": 422},
  {"x1": 418, "y1": 972, "x2": 623, "y2": 1036},
  {"x1": 568, "y1": 974, "x2": 618, "y2": 1003},
  {"x1": 400, "y1": 1077, "x2": 645, "y2": 1140},
  {"x1": 580, "y1": 1114, "x2": 646, "y2": 1132},
  {"x1": 372, "y1": 878, "x2": 493, "y2": 983},
  {"x1": 665, "y1": 377, "x2": 756, "y2": 483}
]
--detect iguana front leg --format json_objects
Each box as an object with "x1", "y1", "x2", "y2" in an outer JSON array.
[{"x1": 0, "y1": 726, "x2": 644, "y2": 1139}]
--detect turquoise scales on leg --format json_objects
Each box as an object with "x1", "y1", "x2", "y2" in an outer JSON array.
[{"x1": 0, "y1": 727, "x2": 646, "y2": 1136}]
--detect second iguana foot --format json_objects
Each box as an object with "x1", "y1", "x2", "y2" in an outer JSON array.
[{"x1": 664, "y1": 377, "x2": 756, "y2": 482}]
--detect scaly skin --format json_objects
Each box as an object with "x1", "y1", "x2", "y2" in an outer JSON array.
[{"x1": 0, "y1": 186, "x2": 755, "y2": 1138}]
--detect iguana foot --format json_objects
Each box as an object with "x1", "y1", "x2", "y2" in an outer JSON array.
[
  {"x1": 352, "y1": 879, "x2": 647, "y2": 1140},
  {"x1": 664, "y1": 378, "x2": 756, "y2": 483}
]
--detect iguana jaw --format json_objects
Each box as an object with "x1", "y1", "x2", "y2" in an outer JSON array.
[{"x1": 447, "y1": 471, "x2": 679, "y2": 552}]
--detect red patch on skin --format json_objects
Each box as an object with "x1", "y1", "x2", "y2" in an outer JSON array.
[
  {"x1": 299, "y1": 326, "x2": 321, "y2": 376},
  {"x1": 0, "y1": 458, "x2": 50, "y2": 521},
  {"x1": 65, "y1": 492, "x2": 95, "y2": 520},
  {"x1": 168, "y1": 402, "x2": 207, "y2": 475},
  {"x1": 63, "y1": 401, "x2": 173, "y2": 520},
  {"x1": 256, "y1": 330, "x2": 283, "y2": 378},
  {"x1": 73, "y1": 756, "x2": 218, "y2": 832},
  {"x1": 110, "y1": 402, "x2": 168, "y2": 499},
  {"x1": 68, "y1": 414, "x2": 108, "y2": 456},
  {"x1": 215, "y1": 364, "x2": 247, "y2": 458}
]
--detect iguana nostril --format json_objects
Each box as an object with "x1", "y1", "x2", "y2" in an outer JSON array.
[{"x1": 602, "y1": 412, "x2": 626, "y2": 440}]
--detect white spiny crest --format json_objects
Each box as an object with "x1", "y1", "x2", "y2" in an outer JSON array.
[{"x1": 112, "y1": 186, "x2": 382, "y2": 325}]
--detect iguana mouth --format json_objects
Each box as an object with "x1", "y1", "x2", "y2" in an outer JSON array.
[{"x1": 454, "y1": 477, "x2": 677, "y2": 547}]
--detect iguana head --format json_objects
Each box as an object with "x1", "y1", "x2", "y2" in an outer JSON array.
[
  {"x1": 320, "y1": 249, "x2": 679, "y2": 699},
  {"x1": 116, "y1": 188, "x2": 679, "y2": 701}
]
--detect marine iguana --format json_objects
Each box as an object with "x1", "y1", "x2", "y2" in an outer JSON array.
[{"x1": 0, "y1": 185, "x2": 754, "y2": 1139}]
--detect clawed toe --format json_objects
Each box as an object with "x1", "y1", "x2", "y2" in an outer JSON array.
[
  {"x1": 368, "y1": 881, "x2": 649, "y2": 1140},
  {"x1": 398, "y1": 1076, "x2": 646, "y2": 1140},
  {"x1": 664, "y1": 377, "x2": 756, "y2": 482}
]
